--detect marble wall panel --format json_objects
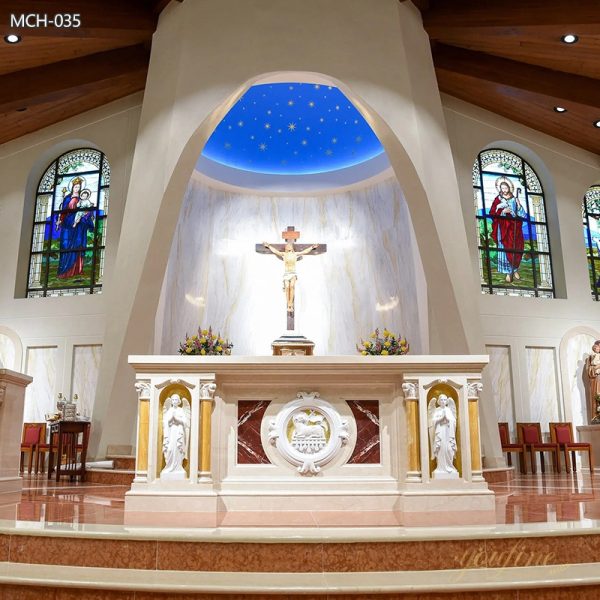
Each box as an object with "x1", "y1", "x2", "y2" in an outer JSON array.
[
  {"x1": 156, "y1": 177, "x2": 426, "y2": 356},
  {"x1": 23, "y1": 347, "x2": 57, "y2": 423},
  {"x1": 347, "y1": 400, "x2": 380, "y2": 463},
  {"x1": 526, "y1": 347, "x2": 561, "y2": 433},
  {"x1": 486, "y1": 345, "x2": 514, "y2": 432},
  {"x1": 71, "y1": 345, "x2": 102, "y2": 419},
  {"x1": 237, "y1": 400, "x2": 271, "y2": 464},
  {"x1": 0, "y1": 334, "x2": 16, "y2": 370},
  {"x1": 565, "y1": 334, "x2": 596, "y2": 428}
]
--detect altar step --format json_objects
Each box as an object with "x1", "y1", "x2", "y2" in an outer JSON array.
[
  {"x1": 1, "y1": 562, "x2": 600, "y2": 598},
  {"x1": 86, "y1": 453, "x2": 135, "y2": 485}
]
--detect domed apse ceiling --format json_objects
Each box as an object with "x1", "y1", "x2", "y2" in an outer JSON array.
[{"x1": 197, "y1": 82, "x2": 389, "y2": 189}]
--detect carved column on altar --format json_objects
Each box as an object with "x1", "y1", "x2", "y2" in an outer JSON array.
[
  {"x1": 133, "y1": 380, "x2": 150, "y2": 483},
  {"x1": 199, "y1": 380, "x2": 217, "y2": 482},
  {"x1": 467, "y1": 381, "x2": 484, "y2": 482},
  {"x1": 402, "y1": 380, "x2": 421, "y2": 482}
]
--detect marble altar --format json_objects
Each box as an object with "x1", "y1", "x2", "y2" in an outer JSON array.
[{"x1": 125, "y1": 355, "x2": 493, "y2": 526}]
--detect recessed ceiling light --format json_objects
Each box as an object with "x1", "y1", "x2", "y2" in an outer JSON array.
[
  {"x1": 4, "y1": 34, "x2": 21, "y2": 44},
  {"x1": 561, "y1": 34, "x2": 579, "y2": 44},
  {"x1": 594, "y1": 120, "x2": 600, "y2": 128},
  {"x1": 554, "y1": 106, "x2": 567, "y2": 113}
]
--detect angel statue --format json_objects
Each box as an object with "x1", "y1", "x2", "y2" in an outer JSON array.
[
  {"x1": 428, "y1": 393, "x2": 459, "y2": 479},
  {"x1": 160, "y1": 393, "x2": 191, "y2": 480}
]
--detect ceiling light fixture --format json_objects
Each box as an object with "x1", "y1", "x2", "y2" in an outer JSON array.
[
  {"x1": 4, "y1": 34, "x2": 21, "y2": 44},
  {"x1": 594, "y1": 120, "x2": 600, "y2": 128},
  {"x1": 561, "y1": 34, "x2": 579, "y2": 44},
  {"x1": 554, "y1": 106, "x2": 567, "y2": 113}
]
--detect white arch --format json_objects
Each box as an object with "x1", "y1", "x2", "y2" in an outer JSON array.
[{"x1": 0, "y1": 325, "x2": 24, "y2": 372}]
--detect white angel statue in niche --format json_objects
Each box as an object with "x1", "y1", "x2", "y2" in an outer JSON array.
[
  {"x1": 428, "y1": 393, "x2": 459, "y2": 479},
  {"x1": 160, "y1": 393, "x2": 191, "y2": 480}
]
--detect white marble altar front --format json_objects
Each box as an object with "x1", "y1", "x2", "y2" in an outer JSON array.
[
  {"x1": 155, "y1": 176, "x2": 428, "y2": 356},
  {"x1": 125, "y1": 355, "x2": 493, "y2": 526}
]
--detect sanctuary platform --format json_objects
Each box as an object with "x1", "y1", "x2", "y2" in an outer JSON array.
[
  {"x1": 0, "y1": 472, "x2": 598, "y2": 598},
  {"x1": 125, "y1": 355, "x2": 493, "y2": 527}
]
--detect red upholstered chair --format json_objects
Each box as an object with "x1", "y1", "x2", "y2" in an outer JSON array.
[
  {"x1": 516, "y1": 422, "x2": 560, "y2": 474},
  {"x1": 549, "y1": 422, "x2": 594, "y2": 475},
  {"x1": 20, "y1": 423, "x2": 43, "y2": 474},
  {"x1": 498, "y1": 422, "x2": 526, "y2": 474}
]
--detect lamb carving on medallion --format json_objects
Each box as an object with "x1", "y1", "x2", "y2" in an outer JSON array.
[{"x1": 269, "y1": 391, "x2": 350, "y2": 476}]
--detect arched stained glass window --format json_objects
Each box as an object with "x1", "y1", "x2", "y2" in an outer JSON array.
[
  {"x1": 583, "y1": 185, "x2": 600, "y2": 300},
  {"x1": 27, "y1": 148, "x2": 109, "y2": 297},
  {"x1": 473, "y1": 149, "x2": 554, "y2": 298}
]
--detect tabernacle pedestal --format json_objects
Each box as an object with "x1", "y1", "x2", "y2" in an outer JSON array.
[
  {"x1": 125, "y1": 355, "x2": 494, "y2": 526},
  {"x1": 271, "y1": 334, "x2": 315, "y2": 356},
  {"x1": 0, "y1": 369, "x2": 33, "y2": 504}
]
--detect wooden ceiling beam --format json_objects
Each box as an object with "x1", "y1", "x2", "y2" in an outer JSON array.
[
  {"x1": 433, "y1": 44, "x2": 600, "y2": 109},
  {"x1": 424, "y1": 0, "x2": 600, "y2": 37},
  {"x1": 0, "y1": 0, "x2": 156, "y2": 39},
  {"x1": 0, "y1": 45, "x2": 149, "y2": 114}
]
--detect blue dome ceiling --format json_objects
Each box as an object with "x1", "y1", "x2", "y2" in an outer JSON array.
[{"x1": 201, "y1": 83, "x2": 384, "y2": 176}]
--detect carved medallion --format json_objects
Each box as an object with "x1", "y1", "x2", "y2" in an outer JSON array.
[{"x1": 269, "y1": 391, "x2": 349, "y2": 476}]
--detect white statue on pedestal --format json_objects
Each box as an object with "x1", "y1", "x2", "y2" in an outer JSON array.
[
  {"x1": 160, "y1": 393, "x2": 191, "y2": 480},
  {"x1": 428, "y1": 393, "x2": 459, "y2": 479}
]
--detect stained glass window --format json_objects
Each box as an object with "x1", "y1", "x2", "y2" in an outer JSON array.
[
  {"x1": 473, "y1": 149, "x2": 554, "y2": 298},
  {"x1": 583, "y1": 185, "x2": 600, "y2": 300},
  {"x1": 26, "y1": 148, "x2": 109, "y2": 297}
]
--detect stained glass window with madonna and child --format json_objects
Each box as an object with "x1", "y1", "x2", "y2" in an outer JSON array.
[
  {"x1": 473, "y1": 148, "x2": 554, "y2": 298},
  {"x1": 583, "y1": 185, "x2": 600, "y2": 300},
  {"x1": 27, "y1": 148, "x2": 110, "y2": 297}
]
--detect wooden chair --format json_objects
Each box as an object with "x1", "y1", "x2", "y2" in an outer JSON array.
[
  {"x1": 498, "y1": 422, "x2": 526, "y2": 474},
  {"x1": 549, "y1": 422, "x2": 594, "y2": 475},
  {"x1": 35, "y1": 423, "x2": 56, "y2": 474},
  {"x1": 20, "y1": 423, "x2": 43, "y2": 474},
  {"x1": 516, "y1": 422, "x2": 560, "y2": 474}
]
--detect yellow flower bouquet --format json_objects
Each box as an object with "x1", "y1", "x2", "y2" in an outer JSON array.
[
  {"x1": 357, "y1": 328, "x2": 409, "y2": 356},
  {"x1": 179, "y1": 326, "x2": 232, "y2": 356}
]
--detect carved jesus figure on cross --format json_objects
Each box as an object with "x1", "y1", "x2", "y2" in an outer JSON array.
[{"x1": 256, "y1": 226, "x2": 327, "y2": 330}]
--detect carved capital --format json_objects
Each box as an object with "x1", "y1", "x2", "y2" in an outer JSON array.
[
  {"x1": 134, "y1": 381, "x2": 151, "y2": 400},
  {"x1": 0, "y1": 382, "x2": 6, "y2": 405},
  {"x1": 200, "y1": 382, "x2": 217, "y2": 401},
  {"x1": 402, "y1": 381, "x2": 418, "y2": 400},
  {"x1": 467, "y1": 381, "x2": 483, "y2": 400}
]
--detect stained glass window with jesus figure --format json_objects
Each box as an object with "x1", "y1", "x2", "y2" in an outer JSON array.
[
  {"x1": 473, "y1": 148, "x2": 554, "y2": 298},
  {"x1": 27, "y1": 148, "x2": 110, "y2": 297}
]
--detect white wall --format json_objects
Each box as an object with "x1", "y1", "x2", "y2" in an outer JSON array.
[
  {"x1": 444, "y1": 94, "x2": 600, "y2": 435},
  {"x1": 0, "y1": 94, "x2": 142, "y2": 419},
  {"x1": 155, "y1": 174, "x2": 428, "y2": 356}
]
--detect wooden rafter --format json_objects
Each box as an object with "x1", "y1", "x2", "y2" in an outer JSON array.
[
  {"x1": 433, "y1": 44, "x2": 600, "y2": 109},
  {"x1": 0, "y1": 45, "x2": 149, "y2": 114},
  {"x1": 423, "y1": 0, "x2": 600, "y2": 36}
]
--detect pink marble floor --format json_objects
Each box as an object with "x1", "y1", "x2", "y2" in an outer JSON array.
[{"x1": 4, "y1": 472, "x2": 598, "y2": 528}]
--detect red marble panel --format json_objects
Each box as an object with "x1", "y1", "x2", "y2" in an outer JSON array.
[
  {"x1": 9, "y1": 535, "x2": 157, "y2": 569},
  {"x1": 237, "y1": 400, "x2": 271, "y2": 464},
  {"x1": 346, "y1": 400, "x2": 380, "y2": 463}
]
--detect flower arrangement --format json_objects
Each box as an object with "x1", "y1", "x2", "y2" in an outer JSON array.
[
  {"x1": 357, "y1": 328, "x2": 409, "y2": 356},
  {"x1": 179, "y1": 327, "x2": 233, "y2": 356}
]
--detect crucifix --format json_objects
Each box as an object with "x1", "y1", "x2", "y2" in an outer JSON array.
[{"x1": 256, "y1": 226, "x2": 327, "y2": 331}]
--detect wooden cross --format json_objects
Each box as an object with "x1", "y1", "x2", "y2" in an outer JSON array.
[{"x1": 256, "y1": 226, "x2": 327, "y2": 331}]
